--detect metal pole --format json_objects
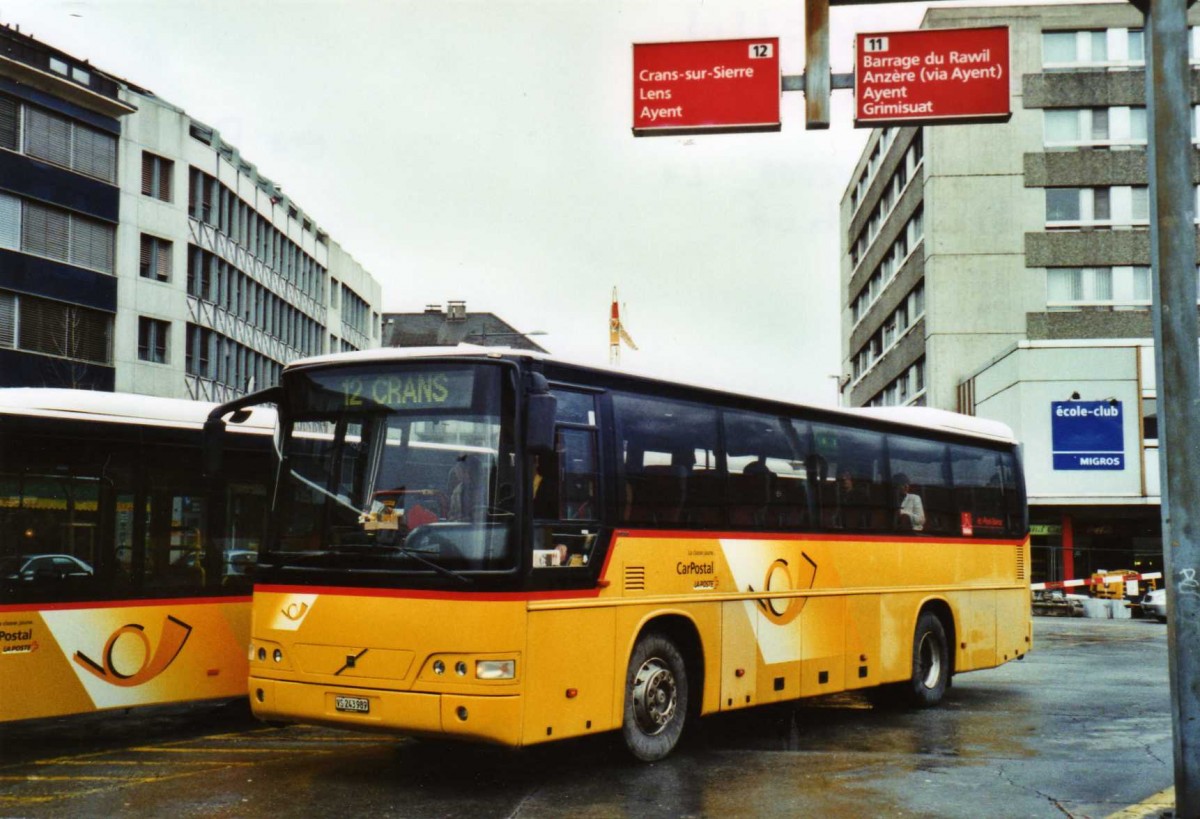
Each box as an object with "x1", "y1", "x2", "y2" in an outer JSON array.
[{"x1": 1143, "y1": 0, "x2": 1200, "y2": 809}]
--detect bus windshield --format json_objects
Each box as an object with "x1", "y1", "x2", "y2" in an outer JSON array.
[{"x1": 267, "y1": 362, "x2": 517, "y2": 579}]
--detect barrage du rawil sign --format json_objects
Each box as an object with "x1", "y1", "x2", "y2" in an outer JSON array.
[
  {"x1": 855, "y1": 26, "x2": 1010, "y2": 126},
  {"x1": 632, "y1": 37, "x2": 780, "y2": 136}
]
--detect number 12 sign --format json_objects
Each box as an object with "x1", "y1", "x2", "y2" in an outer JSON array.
[{"x1": 632, "y1": 37, "x2": 781, "y2": 136}]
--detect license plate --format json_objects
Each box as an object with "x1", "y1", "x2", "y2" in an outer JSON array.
[{"x1": 334, "y1": 695, "x2": 370, "y2": 714}]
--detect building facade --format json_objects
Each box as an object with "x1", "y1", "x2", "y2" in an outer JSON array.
[
  {"x1": 0, "y1": 25, "x2": 381, "y2": 401},
  {"x1": 839, "y1": 4, "x2": 1200, "y2": 582},
  {"x1": 383, "y1": 302, "x2": 548, "y2": 352}
]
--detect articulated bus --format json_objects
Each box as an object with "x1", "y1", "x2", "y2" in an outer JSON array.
[
  {"x1": 0, "y1": 389, "x2": 273, "y2": 723},
  {"x1": 215, "y1": 347, "x2": 1030, "y2": 761}
]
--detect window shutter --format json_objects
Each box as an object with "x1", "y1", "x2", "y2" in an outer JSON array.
[
  {"x1": 73, "y1": 126, "x2": 117, "y2": 183},
  {"x1": 157, "y1": 159, "x2": 172, "y2": 202},
  {"x1": 141, "y1": 153, "x2": 154, "y2": 196},
  {"x1": 0, "y1": 291, "x2": 14, "y2": 348},
  {"x1": 22, "y1": 202, "x2": 70, "y2": 264},
  {"x1": 0, "y1": 192, "x2": 19, "y2": 250},
  {"x1": 0, "y1": 96, "x2": 18, "y2": 151},
  {"x1": 140, "y1": 234, "x2": 153, "y2": 277},
  {"x1": 157, "y1": 240, "x2": 171, "y2": 281},
  {"x1": 69, "y1": 215, "x2": 114, "y2": 274},
  {"x1": 18, "y1": 296, "x2": 63, "y2": 356},
  {"x1": 25, "y1": 107, "x2": 71, "y2": 169}
]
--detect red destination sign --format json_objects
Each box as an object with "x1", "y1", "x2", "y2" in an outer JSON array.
[
  {"x1": 854, "y1": 26, "x2": 1010, "y2": 127},
  {"x1": 632, "y1": 37, "x2": 781, "y2": 136}
]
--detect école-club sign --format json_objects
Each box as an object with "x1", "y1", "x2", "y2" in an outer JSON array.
[{"x1": 1050, "y1": 401, "x2": 1124, "y2": 470}]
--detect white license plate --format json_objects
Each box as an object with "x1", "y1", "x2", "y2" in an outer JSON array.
[{"x1": 334, "y1": 695, "x2": 370, "y2": 714}]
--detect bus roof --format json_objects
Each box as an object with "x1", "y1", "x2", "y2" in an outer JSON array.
[
  {"x1": 285, "y1": 346, "x2": 1018, "y2": 446},
  {"x1": 0, "y1": 388, "x2": 276, "y2": 434}
]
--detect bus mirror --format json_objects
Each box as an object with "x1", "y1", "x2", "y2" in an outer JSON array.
[
  {"x1": 526, "y1": 393, "x2": 557, "y2": 455},
  {"x1": 202, "y1": 417, "x2": 226, "y2": 481}
]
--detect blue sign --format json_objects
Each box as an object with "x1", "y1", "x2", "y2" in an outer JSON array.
[{"x1": 1051, "y1": 401, "x2": 1124, "y2": 470}]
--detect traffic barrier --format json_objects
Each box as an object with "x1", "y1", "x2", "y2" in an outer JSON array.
[{"x1": 1031, "y1": 571, "x2": 1162, "y2": 594}]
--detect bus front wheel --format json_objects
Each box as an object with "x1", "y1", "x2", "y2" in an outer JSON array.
[
  {"x1": 621, "y1": 632, "x2": 689, "y2": 761},
  {"x1": 903, "y1": 611, "x2": 950, "y2": 707}
]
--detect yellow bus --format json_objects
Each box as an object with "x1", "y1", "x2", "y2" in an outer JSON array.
[
  {"x1": 0, "y1": 389, "x2": 273, "y2": 723},
  {"x1": 219, "y1": 347, "x2": 1029, "y2": 760}
]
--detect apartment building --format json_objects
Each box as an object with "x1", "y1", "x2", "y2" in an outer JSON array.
[
  {"x1": 0, "y1": 24, "x2": 381, "y2": 401},
  {"x1": 839, "y1": 4, "x2": 1200, "y2": 582}
]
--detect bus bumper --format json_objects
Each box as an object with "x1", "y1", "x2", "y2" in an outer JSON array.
[{"x1": 250, "y1": 677, "x2": 523, "y2": 746}]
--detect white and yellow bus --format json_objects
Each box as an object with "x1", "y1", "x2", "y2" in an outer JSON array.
[
  {"x1": 0, "y1": 389, "x2": 273, "y2": 723},
  {"x1": 221, "y1": 347, "x2": 1030, "y2": 760}
]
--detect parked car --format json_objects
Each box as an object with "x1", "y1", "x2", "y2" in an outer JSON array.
[
  {"x1": 1142, "y1": 588, "x2": 1167, "y2": 622},
  {"x1": 1, "y1": 554, "x2": 93, "y2": 584}
]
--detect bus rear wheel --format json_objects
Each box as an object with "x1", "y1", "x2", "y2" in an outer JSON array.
[
  {"x1": 621, "y1": 632, "x2": 689, "y2": 761},
  {"x1": 903, "y1": 611, "x2": 950, "y2": 707}
]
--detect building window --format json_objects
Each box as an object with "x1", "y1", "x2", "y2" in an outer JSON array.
[
  {"x1": 0, "y1": 290, "x2": 13, "y2": 348},
  {"x1": 17, "y1": 294, "x2": 111, "y2": 364},
  {"x1": 141, "y1": 152, "x2": 173, "y2": 202},
  {"x1": 1, "y1": 97, "x2": 117, "y2": 183},
  {"x1": 11, "y1": 196, "x2": 113, "y2": 274},
  {"x1": 138, "y1": 317, "x2": 169, "y2": 363},
  {"x1": 1046, "y1": 186, "x2": 1150, "y2": 227},
  {"x1": 49, "y1": 57, "x2": 68, "y2": 76},
  {"x1": 140, "y1": 234, "x2": 172, "y2": 282},
  {"x1": 0, "y1": 95, "x2": 18, "y2": 151},
  {"x1": 1044, "y1": 107, "x2": 1147, "y2": 148}
]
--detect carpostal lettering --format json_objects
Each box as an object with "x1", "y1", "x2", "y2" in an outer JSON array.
[
  {"x1": 676, "y1": 561, "x2": 714, "y2": 576},
  {"x1": 0, "y1": 629, "x2": 32, "y2": 641}
]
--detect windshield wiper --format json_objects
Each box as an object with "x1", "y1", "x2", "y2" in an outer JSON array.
[{"x1": 391, "y1": 546, "x2": 472, "y2": 585}]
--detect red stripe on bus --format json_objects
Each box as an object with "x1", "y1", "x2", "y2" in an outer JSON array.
[
  {"x1": 613, "y1": 529, "x2": 1027, "y2": 547},
  {"x1": 254, "y1": 584, "x2": 606, "y2": 602},
  {"x1": 0, "y1": 595, "x2": 251, "y2": 614}
]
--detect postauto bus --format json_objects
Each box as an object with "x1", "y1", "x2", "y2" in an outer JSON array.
[
  {"x1": 209, "y1": 347, "x2": 1029, "y2": 761},
  {"x1": 1, "y1": 389, "x2": 272, "y2": 723}
]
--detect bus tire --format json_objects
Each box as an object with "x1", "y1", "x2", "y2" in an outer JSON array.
[
  {"x1": 621, "y1": 632, "x2": 689, "y2": 762},
  {"x1": 903, "y1": 611, "x2": 950, "y2": 707}
]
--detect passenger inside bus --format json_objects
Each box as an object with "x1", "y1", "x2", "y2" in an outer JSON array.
[
  {"x1": 894, "y1": 473, "x2": 926, "y2": 532},
  {"x1": 833, "y1": 468, "x2": 872, "y2": 529}
]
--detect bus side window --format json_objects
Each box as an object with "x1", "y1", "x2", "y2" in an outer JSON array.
[
  {"x1": 812, "y1": 424, "x2": 889, "y2": 532},
  {"x1": 724, "y1": 410, "x2": 810, "y2": 530},
  {"x1": 613, "y1": 393, "x2": 721, "y2": 528},
  {"x1": 888, "y1": 435, "x2": 952, "y2": 535},
  {"x1": 951, "y1": 445, "x2": 1012, "y2": 536}
]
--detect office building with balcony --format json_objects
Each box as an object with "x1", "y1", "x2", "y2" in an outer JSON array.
[
  {"x1": 838, "y1": 4, "x2": 1200, "y2": 584},
  {"x1": 0, "y1": 24, "x2": 381, "y2": 401}
]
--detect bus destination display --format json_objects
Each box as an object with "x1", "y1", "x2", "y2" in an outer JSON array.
[{"x1": 334, "y1": 371, "x2": 476, "y2": 410}]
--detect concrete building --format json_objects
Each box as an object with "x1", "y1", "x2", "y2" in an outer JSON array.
[
  {"x1": 838, "y1": 4, "x2": 1199, "y2": 583},
  {"x1": 0, "y1": 24, "x2": 381, "y2": 401},
  {"x1": 383, "y1": 302, "x2": 548, "y2": 352}
]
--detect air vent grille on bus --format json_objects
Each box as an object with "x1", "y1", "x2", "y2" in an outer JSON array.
[
  {"x1": 625, "y1": 566, "x2": 646, "y2": 591},
  {"x1": 1016, "y1": 546, "x2": 1026, "y2": 581}
]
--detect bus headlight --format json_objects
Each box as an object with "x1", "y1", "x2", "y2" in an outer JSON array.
[{"x1": 476, "y1": 659, "x2": 516, "y2": 680}]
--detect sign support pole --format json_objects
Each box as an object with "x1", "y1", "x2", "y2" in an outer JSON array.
[
  {"x1": 1140, "y1": 0, "x2": 1200, "y2": 810},
  {"x1": 805, "y1": 0, "x2": 831, "y2": 128}
]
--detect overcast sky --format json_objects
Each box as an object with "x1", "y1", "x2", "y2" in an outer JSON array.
[{"x1": 4, "y1": 0, "x2": 958, "y2": 405}]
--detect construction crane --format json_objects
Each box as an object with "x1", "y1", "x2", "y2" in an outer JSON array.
[{"x1": 609, "y1": 287, "x2": 638, "y2": 366}]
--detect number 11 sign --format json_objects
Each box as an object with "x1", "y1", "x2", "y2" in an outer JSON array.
[{"x1": 855, "y1": 26, "x2": 1010, "y2": 126}]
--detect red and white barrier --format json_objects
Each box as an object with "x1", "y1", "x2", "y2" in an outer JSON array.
[{"x1": 1032, "y1": 571, "x2": 1162, "y2": 596}]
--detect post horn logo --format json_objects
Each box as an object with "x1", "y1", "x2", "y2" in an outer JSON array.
[
  {"x1": 74, "y1": 616, "x2": 192, "y2": 687},
  {"x1": 282, "y1": 601, "x2": 309, "y2": 621},
  {"x1": 749, "y1": 553, "x2": 818, "y2": 626}
]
